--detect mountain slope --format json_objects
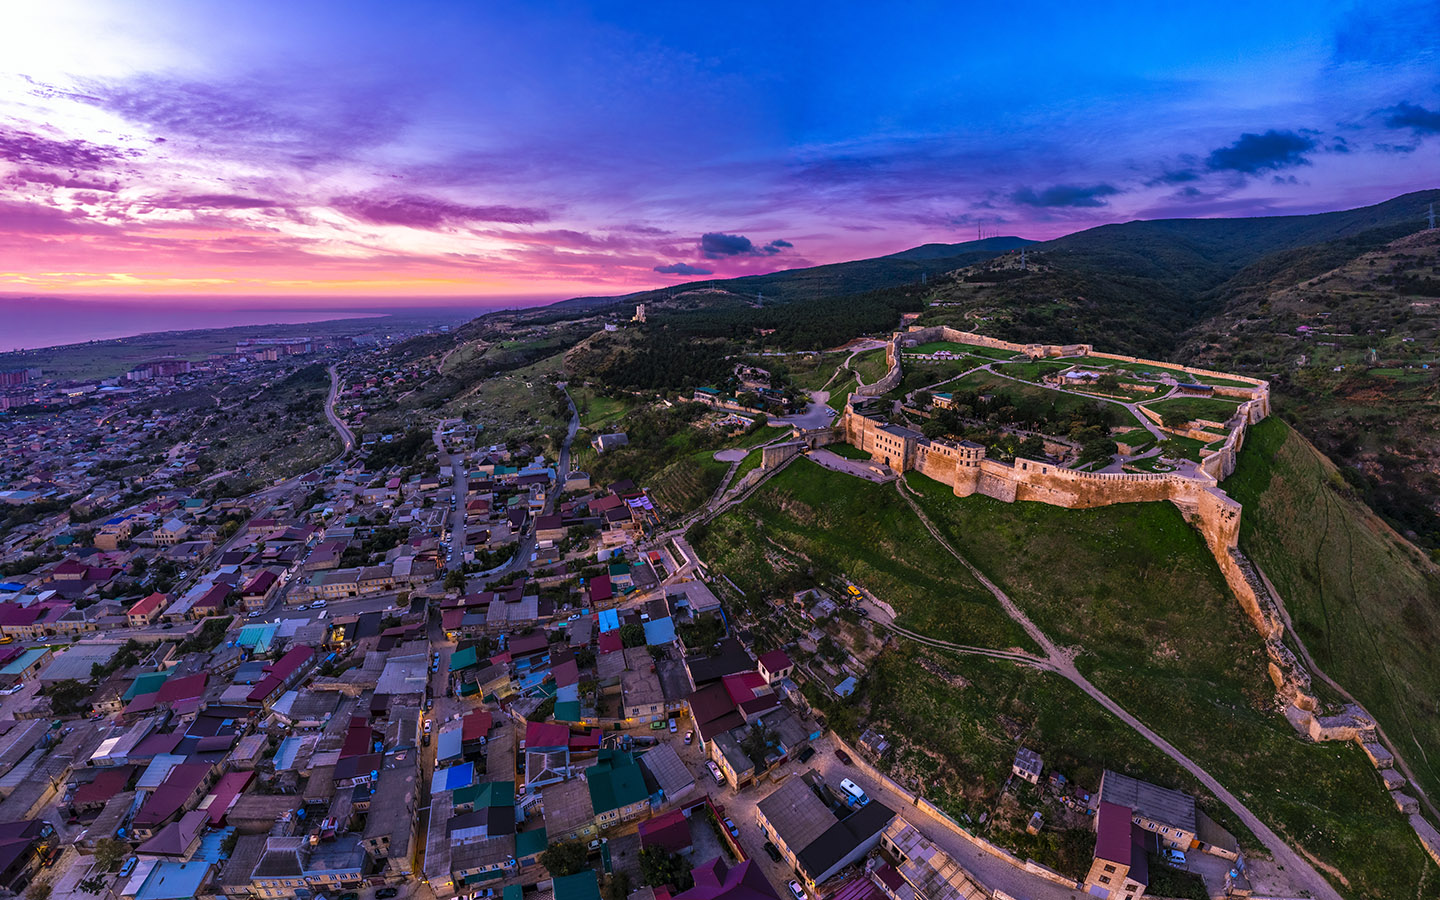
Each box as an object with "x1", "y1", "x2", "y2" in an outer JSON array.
[{"x1": 536, "y1": 238, "x2": 1030, "y2": 317}]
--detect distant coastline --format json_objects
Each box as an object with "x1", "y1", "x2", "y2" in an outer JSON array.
[{"x1": 0, "y1": 299, "x2": 398, "y2": 353}]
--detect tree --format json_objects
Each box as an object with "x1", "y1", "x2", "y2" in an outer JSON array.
[
  {"x1": 1160, "y1": 410, "x2": 1190, "y2": 429},
  {"x1": 1017, "y1": 435, "x2": 1045, "y2": 459},
  {"x1": 27, "y1": 883, "x2": 51, "y2": 900},
  {"x1": 914, "y1": 390, "x2": 933, "y2": 408},
  {"x1": 93, "y1": 837, "x2": 128, "y2": 871},
  {"x1": 539, "y1": 841, "x2": 590, "y2": 877},
  {"x1": 444, "y1": 570, "x2": 467, "y2": 592},
  {"x1": 46, "y1": 679, "x2": 91, "y2": 716},
  {"x1": 639, "y1": 848, "x2": 694, "y2": 891},
  {"x1": 601, "y1": 871, "x2": 632, "y2": 900},
  {"x1": 1078, "y1": 437, "x2": 1118, "y2": 465},
  {"x1": 619, "y1": 622, "x2": 646, "y2": 648}
]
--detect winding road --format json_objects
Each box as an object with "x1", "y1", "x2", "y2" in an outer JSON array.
[{"x1": 324, "y1": 363, "x2": 356, "y2": 456}]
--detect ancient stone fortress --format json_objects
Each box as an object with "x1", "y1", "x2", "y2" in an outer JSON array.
[{"x1": 808, "y1": 326, "x2": 1362, "y2": 744}]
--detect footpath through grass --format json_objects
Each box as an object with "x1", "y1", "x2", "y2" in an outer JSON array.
[
  {"x1": 904, "y1": 471, "x2": 1438, "y2": 900},
  {"x1": 1227, "y1": 418, "x2": 1440, "y2": 810},
  {"x1": 851, "y1": 347, "x2": 891, "y2": 385}
]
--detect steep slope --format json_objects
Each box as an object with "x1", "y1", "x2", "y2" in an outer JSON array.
[{"x1": 1225, "y1": 418, "x2": 1440, "y2": 819}]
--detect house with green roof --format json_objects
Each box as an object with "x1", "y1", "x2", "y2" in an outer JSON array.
[
  {"x1": 587, "y1": 749, "x2": 650, "y2": 828},
  {"x1": 451, "y1": 646, "x2": 480, "y2": 672},
  {"x1": 552, "y1": 871, "x2": 601, "y2": 900},
  {"x1": 124, "y1": 670, "x2": 172, "y2": 701},
  {"x1": 452, "y1": 780, "x2": 515, "y2": 812},
  {"x1": 515, "y1": 828, "x2": 547, "y2": 867}
]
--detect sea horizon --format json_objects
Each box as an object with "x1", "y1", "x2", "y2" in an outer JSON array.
[{"x1": 0, "y1": 297, "x2": 530, "y2": 353}]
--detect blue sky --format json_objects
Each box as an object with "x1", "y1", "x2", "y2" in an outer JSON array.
[{"x1": 0, "y1": 0, "x2": 1436, "y2": 299}]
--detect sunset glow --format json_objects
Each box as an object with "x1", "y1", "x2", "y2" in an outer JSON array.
[{"x1": 3, "y1": 1, "x2": 1438, "y2": 302}]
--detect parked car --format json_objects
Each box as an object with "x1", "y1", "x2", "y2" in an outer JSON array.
[
  {"x1": 763, "y1": 842, "x2": 782, "y2": 863},
  {"x1": 668, "y1": 718, "x2": 678, "y2": 733},
  {"x1": 788, "y1": 881, "x2": 806, "y2": 900},
  {"x1": 706, "y1": 760, "x2": 725, "y2": 785},
  {"x1": 1163, "y1": 849, "x2": 1187, "y2": 866},
  {"x1": 684, "y1": 730, "x2": 693, "y2": 745},
  {"x1": 834, "y1": 749, "x2": 852, "y2": 765},
  {"x1": 376, "y1": 890, "x2": 399, "y2": 900},
  {"x1": 796, "y1": 746, "x2": 815, "y2": 763},
  {"x1": 339, "y1": 893, "x2": 359, "y2": 900},
  {"x1": 723, "y1": 818, "x2": 739, "y2": 838},
  {"x1": 839, "y1": 778, "x2": 869, "y2": 806}
]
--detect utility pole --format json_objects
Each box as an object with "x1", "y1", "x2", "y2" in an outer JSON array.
[{"x1": 1428, "y1": 203, "x2": 1436, "y2": 230}]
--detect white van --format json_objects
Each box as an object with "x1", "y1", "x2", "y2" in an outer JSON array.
[{"x1": 838, "y1": 778, "x2": 869, "y2": 807}]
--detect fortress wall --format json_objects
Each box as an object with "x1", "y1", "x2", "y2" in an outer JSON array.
[
  {"x1": 853, "y1": 332, "x2": 904, "y2": 398},
  {"x1": 1085, "y1": 350, "x2": 1269, "y2": 390}
]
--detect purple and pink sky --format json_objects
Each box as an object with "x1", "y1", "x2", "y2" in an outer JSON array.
[{"x1": 2, "y1": 1, "x2": 1438, "y2": 306}]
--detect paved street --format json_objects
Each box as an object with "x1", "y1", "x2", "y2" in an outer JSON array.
[{"x1": 677, "y1": 730, "x2": 1091, "y2": 900}]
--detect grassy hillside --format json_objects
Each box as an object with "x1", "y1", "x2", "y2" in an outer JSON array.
[
  {"x1": 696, "y1": 460, "x2": 1439, "y2": 895},
  {"x1": 899, "y1": 471, "x2": 1440, "y2": 900},
  {"x1": 691, "y1": 461, "x2": 1032, "y2": 650},
  {"x1": 1226, "y1": 417, "x2": 1440, "y2": 806}
]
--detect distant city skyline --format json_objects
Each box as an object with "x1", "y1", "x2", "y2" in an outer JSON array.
[{"x1": 2, "y1": 0, "x2": 1438, "y2": 300}]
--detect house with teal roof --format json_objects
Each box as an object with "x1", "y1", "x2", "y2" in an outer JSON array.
[{"x1": 588, "y1": 749, "x2": 650, "y2": 828}]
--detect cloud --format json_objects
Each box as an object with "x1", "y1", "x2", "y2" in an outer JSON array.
[
  {"x1": 654, "y1": 262, "x2": 713, "y2": 275},
  {"x1": 4, "y1": 168, "x2": 120, "y2": 192},
  {"x1": 1010, "y1": 183, "x2": 1120, "y2": 208},
  {"x1": 699, "y1": 232, "x2": 794, "y2": 258},
  {"x1": 0, "y1": 126, "x2": 130, "y2": 172},
  {"x1": 149, "y1": 194, "x2": 283, "y2": 209},
  {"x1": 1374, "y1": 142, "x2": 1419, "y2": 154},
  {"x1": 1150, "y1": 169, "x2": 1199, "y2": 185},
  {"x1": 1204, "y1": 130, "x2": 1315, "y2": 174},
  {"x1": 1378, "y1": 102, "x2": 1440, "y2": 136},
  {"x1": 74, "y1": 73, "x2": 411, "y2": 168},
  {"x1": 332, "y1": 193, "x2": 550, "y2": 228}
]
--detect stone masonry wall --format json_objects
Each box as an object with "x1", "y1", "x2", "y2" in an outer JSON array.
[{"x1": 828, "y1": 329, "x2": 1318, "y2": 712}]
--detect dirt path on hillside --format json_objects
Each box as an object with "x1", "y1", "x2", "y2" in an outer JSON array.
[{"x1": 891, "y1": 476, "x2": 1346, "y2": 900}]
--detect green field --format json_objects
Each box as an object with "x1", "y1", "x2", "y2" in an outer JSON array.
[
  {"x1": 903, "y1": 471, "x2": 1439, "y2": 900},
  {"x1": 1143, "y1": 395, "x2": 1242, "y2": 424},
  {"x1": 826, "y1": 442, "x2": 872, "y2": 461},
  {"x1": 692, "y1": 460, "x2": 1033, "y2": 650},
  {"x1": 1112, "y1": 427, "x2": 1156, "y2": 449},
  {"x1": 571, "y1": 385, "x2": 639, "y2": 429},
  {"x1": 851, "y1": 347, "x2": 891, "y2": 385},
  {"x1": 1226, "y1": 419, "x2": 1440, "y2": 812},
  {"x1": 952, "y1": 370, "x2": 1143, "y2": 430},
  {"x1": 992, "y1": 359, "x2": 1075, "y2": 381}
]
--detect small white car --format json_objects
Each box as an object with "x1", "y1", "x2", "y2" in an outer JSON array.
[{"x1": 788, "y1": 882, "x2": 806, "y2": 900}]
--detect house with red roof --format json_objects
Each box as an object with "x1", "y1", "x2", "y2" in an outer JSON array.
[
  {"x1": 128, "y1": 592, "x2": 171, "y2": 627},
  {"x1": 1083, "y1": 802, "x2": 1156, "y2": 899},
  {"x1": 638, "y1": 808, "x2": 692, "y2": 854},
  {"x1": 589, "y1": 574, "x2": 613, "y2": 605},
  {"x1": 246, "y1": 646, "x2": 316, "y2": 706},
  {"x1": 672, "y1": 858, "x2": 781, "y2": 900},
  {"x1": 240, "y1": 570, "x2": 279, "y2": 611},
  {"x1": 756, "y1": 650, "x2": 793, "y2": 685},
  {"x1": 131, "y1": 762, "x2": 217, "y2": 841}
]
